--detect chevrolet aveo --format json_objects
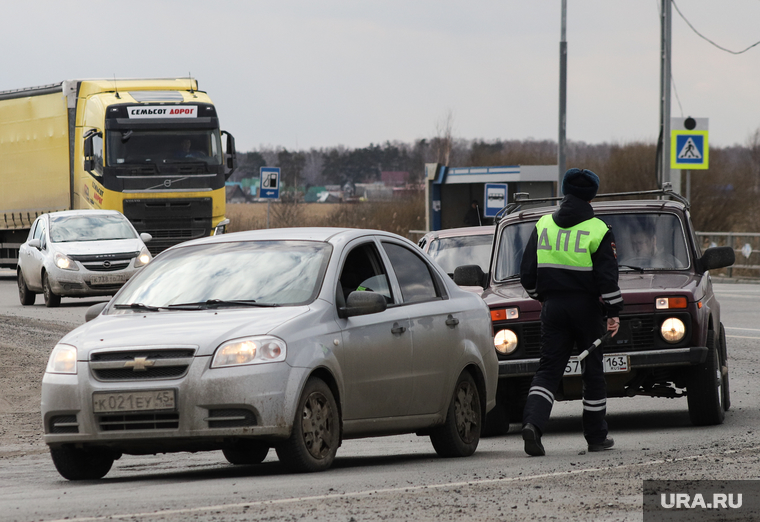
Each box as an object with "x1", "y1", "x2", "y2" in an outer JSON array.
[{"x1": 42, "y1": 228, "x2": 497, "y2": 480}]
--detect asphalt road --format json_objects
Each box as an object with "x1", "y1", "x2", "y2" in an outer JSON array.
[{"x1": 1, "y1": 270, "x2": 759, "y2": 521}]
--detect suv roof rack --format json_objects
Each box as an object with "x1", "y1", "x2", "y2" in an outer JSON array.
[{"x1": 494, "y1": 182, "x2": 689, "y2": 222}]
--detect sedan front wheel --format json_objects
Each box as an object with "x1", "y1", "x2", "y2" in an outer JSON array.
[{"x1": 276, "y1": 378, "x2": 340, "y2": 473}]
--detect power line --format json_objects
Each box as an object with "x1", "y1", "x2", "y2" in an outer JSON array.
[{"x1": 672, "y1": 0, "x2": 760, "y2": 55}]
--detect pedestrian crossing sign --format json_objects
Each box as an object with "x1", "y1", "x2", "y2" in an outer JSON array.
[{"x1": 670, "y1": 118, "x2": 709, "y2": 169}]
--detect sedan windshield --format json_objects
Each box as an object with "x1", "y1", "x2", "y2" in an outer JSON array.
[
  {"x1": 427, "y1": 234, "x2": 493, "y2": 275},
  {"x1": 494, "y1": 212, "x2": 690, "y2": 280},
  {"x1": 112, "y1": 241, "x2": 332, "y2": 309},
  {"x1": 49, "y1": 214, "x2": 137, "y2": 243}
]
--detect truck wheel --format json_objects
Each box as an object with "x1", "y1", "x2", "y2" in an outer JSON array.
[
  {"x1": 275, "y1": 378, "x2": 339, "y2": 473},
  {"x1": 43, "y1": 272, "x2": 61, "y2": 308},
  {"x1": 687, "y1": 330, "x2": 725, "y2": 426},
  {"x1": 430, "y1": 371, "x2": 481, "y2": 458},
  {"x1": 719, "y1": 323, "x2": 731, "y2": 411},
  {"x1": 17, "y1": 270, "x2": 36, "y2": 306},
  {"x1": 223, "y1": 441, "x2": 269, "y2": 465},
  {"x1": 50, "y1": 446, "x2": 114, "y2": 480}
]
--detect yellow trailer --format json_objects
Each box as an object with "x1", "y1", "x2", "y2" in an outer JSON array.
[{"x1": 0, "y1": 78, "x2": 236, "y2": 267}]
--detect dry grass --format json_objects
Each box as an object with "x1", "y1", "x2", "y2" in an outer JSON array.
[{"x1": 226, "y1": 195, "x2": 426, "y2": 240}]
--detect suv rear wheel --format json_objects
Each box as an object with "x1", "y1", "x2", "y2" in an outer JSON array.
[{"x1": 687, "y1": 330, "x2": 725, "y2": 426}]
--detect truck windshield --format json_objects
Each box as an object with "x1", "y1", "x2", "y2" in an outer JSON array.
[
  {"x1": 106, "y1": 129, "x2": 223, "y2": 168},
  {"x1": 494, "y1": 212, "x2": 690, "y2": 280}
]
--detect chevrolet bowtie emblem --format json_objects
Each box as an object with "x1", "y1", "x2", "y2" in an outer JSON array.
[{"x1": 124, "y1": 356, "x2": 155, "y2": 371}]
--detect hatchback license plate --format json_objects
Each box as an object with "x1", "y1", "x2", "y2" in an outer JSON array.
[
  {"x1": 93, "y1": 390, "x2": 175, "y2": 414},
  {"x1": 565, "y1": 354, "x2": 630, "y2": 376},
  {"x1": 90, "y1": 274, "x2": 128, "y2": 285}
]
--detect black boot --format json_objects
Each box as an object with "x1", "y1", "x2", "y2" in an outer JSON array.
[{"x1": 522, "y1": 423, "x2": 545, "y2": 456}]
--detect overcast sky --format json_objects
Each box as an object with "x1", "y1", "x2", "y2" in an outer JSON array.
[{"x1": 3, "y1": 1, "x2": 759, "y2": 152}]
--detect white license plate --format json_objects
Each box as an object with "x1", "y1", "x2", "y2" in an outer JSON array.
[
  {"x1": 565, "y1": 354, "x2": 630, "y2": 376},
  {"x1": 93, "y1": 389, "x2": 175, "y2": 414},
  {"x1": 90, "y1": 274, "x2": 128, "y2": 285}
]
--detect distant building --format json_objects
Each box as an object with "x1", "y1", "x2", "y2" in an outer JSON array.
[{"x1": 381, "y1": 171, "x2": 409, "y2": 187}]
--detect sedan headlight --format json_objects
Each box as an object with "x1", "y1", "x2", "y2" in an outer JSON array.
[
  {"x1": 134, "y1": 247, "x2": 152, "y2": 268},
  {"x1": 46, "y1": 344, "x2": 77, "y2": 374},
  {"x1": 211, "y1": 336, "x2": 287, "y2": 368},
  {"x1": 54, "y1": 252, "x2": 78, "y2": 271},
  {"x1": 494, "y1": 329, "x2": 518, "y2": 355},
  {"x1": 660, "y1": 317, "x2": 686, "y2": 343}
]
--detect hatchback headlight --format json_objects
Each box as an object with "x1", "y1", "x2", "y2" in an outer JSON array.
[
  {"x1": 54, "y1": 252, "x2": 78, "y2": 271},
  {"x1": 134, "y1": 247, "x2": 152, "y2": 268},
  {"x1": 46, "y1": 344, "x2": 77, "y2": 374},
  {"x1": 494, "y1": 329, "x2": 518, "y2": 355},
  {"x1": 660, "y1": 318, "x2": 686, "y2": 343},
  {"x1": 211, "y1": 336, "x2": 287, "y2": 368}
]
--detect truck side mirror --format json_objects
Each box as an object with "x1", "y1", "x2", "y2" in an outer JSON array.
[
  {"x1": 454, "y1": 265, "x2": 487, "y2": 288},
  {"x1": 221, "y1": 130, "x2": 237, "y2": 179},
  {"x1": 699, "y1": 246, "x2": 735, "y2": 273}
]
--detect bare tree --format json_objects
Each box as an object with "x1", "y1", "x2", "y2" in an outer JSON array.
[
  {"x1": 433, "y1": 109, "x2": 455, "y2": 165},
  {"x1": 747, "y1": 127, "x2": 760, "y2": 193}
]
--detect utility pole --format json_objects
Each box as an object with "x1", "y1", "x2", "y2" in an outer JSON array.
[
  {"x1": 558, "y1": 0, "x2": 568, "y2": 194},
  {"x1": 658, "y1": 0, "x2": 673, "y2": 190}
]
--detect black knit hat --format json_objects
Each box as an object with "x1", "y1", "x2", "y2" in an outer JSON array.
[{"x1": 562, "y1": 168, "x2": 600, "y2": 201}]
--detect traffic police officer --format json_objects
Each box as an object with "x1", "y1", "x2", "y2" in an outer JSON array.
[{"x1": 519, "y1": 168, "x2": 622, "y2": 456}]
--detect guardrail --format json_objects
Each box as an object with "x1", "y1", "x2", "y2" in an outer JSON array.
[{"x1": 696, "y1": 232, "x2": 760, "y2": 279}]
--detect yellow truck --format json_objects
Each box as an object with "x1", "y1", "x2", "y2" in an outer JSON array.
[{"x1": 0, "y1": 78, "x2": 236, "y2": 267}]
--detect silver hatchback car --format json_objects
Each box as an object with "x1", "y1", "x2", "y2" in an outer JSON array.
[
  {"x1": 17, "y1": 210, "x2": 152, "y2": 307},
  {"x1": 41, "y1": 227, "x2": 497, "y2": 479}
]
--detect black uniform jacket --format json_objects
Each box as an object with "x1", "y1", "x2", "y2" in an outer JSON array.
[{"x1": 520, "y1": 194, "x2": 623, "y2": 318}]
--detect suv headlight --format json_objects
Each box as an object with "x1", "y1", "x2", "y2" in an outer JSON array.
[
  {"x1": 494, "y1": 329, "x2": 518, "y2": 355},
  {"x1": 134, "y1": 247, "x2": 152, "y2": 268},
  {"x1": 211, "y1": 336, "x2": 287, "y2": 368},
  {"x1": 660, "y1": 318, "x2": 686, "y2": 343},
  {"x1": 54, "y1": 252, "x2": 78, "y2": 271},
  {"x1": 46, "y1": 344, "x2": 77, "y2": 374}
]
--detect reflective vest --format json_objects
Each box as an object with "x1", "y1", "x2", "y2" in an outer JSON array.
[{"x1": 535, "y1": 215, "x2": 608, "y2": 271}]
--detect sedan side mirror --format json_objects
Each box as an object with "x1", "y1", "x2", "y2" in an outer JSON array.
[
  {"x1": 85, "y1": 302, "x2": 108, "y2": 322},
  {"x1": 28, "y1": 238, "x2": 41, "y2": 250},
  {"x1": 699, "y1": 246, "x2": 735, "y2": 273},
  {"x1": 339, "y1": 291, "x2": 387, "y2": 318},
  {"x1": 140, "y1": 232, "x2": 152, "y2": 243},
  {"x1": 454, "y1": 265, "x2": 487, "y2": 288}
]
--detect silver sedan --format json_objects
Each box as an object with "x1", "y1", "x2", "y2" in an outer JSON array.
[
  {"x1": 17, "y1": 210, "x2": 152, "y2": 307},
  {"x1": 41, "y1": 227, "x2": 497, "y2": 479}
]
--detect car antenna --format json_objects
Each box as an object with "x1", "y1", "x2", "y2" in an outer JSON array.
[
  {"x1": 113, "y1": 74, "x2": 120, "y2": 99},
  {"x1": 188, "y1": 72, "x2": 197, "y2": 97}
]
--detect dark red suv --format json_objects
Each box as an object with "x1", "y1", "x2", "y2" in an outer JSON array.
[{"x1": 454, "y1": 186, "x2": 736, "y2": 434}]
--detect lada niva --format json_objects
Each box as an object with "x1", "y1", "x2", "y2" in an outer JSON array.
[{"x1": 454, "y1": 185, "x2": 735, "y2": 434}]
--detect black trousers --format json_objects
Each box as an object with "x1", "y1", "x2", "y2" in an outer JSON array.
[{"x1": 522, "y1": 293, "x2": 609, "y2": 444}]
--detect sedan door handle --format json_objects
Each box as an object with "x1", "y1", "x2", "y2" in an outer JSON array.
[
  {"x1": 446, "y1": 315, "x2": 459, "y2": 328},
  {"x1": 391, "y1": 322, "x2": 407, "y2": 335}
]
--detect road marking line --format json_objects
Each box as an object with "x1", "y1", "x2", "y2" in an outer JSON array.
[
  {"x1": 725, "y1": 326, "x2": 760, "y2": 332},
  {"x1": 42, "y1": 445, "x2": 760, "y2": 522},
  {"x1": 726, "y1": 335, "x2": 760, "y2": 339}
]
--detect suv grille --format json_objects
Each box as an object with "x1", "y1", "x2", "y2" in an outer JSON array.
[{"x1": 90, "y1": 349, "x2": 195, "y2": 381}]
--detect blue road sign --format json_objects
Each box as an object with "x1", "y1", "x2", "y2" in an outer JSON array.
[
  {"x1": 260, "y1": 167, "x2": 280, "y2": 199},
  {"x1": 484, "y1": 183, "x2": 507, "y2": 218}
]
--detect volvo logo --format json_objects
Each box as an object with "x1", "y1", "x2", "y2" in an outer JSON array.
[
  {"x1": 163, "y1": 179, "x2": 172, "y2": 188},
  {"x1": 102, "y1": 260, "x2": 111, "y2": 268},
  {"x1": 123, "y1": 356, "x2": 155, "y2": 372}
]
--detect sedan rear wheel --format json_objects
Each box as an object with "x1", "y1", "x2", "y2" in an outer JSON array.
[
  {"x1": 43, "y1": 272, "x2": 61, "y2": 308},
  {"x1": 430, "y1": 371, "x2": 481, "y2": 458},
  {"x1": 17, "y1": 270, "x2": 36, "y2": 306},
  {"x1": 275, "y1": 378, "x2": 339, "y2": 473},
  {"x1": 50, "y1": 446, "x2": 114, "y2": 480}
]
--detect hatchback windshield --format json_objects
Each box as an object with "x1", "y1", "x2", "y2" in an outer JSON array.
[
  {"x1": 112, "y1": 241, "x2": 332, "y2": 309},
  {"x1": 49, "y1": 214, "x2": 137, "y2": 243},
  {"x1": 494, "y1": 212, "x2": 690, "y2": 280},
  {"x1": 427, "y1": 234, "x2": 493, "y2": 275}
]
